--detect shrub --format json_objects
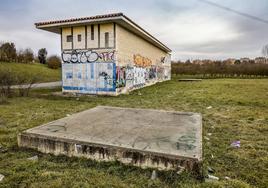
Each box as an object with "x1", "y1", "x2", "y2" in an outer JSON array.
[
  {"x1": 0, "y1": 67, "x2": 39, "y2": 101},
  {"x1": 172, "y1": 61, "x2": 268, "y2": 78},
  {"x1": 15, "y1": 73, "x2": 39, "y2": 97},
  {"x1": 0, "y1": 68, "x2": 16, "y2": 97},
  {"x1": 47, "y1": 55, "x2": 61, "y2": 69},
  {"x1": 0, "y1": 94, "x2": 8, "y2": 104}
]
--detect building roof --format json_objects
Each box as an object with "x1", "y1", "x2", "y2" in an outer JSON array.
[{"x1": 35, "y1": 13, "x2": 171, "y2": 53}]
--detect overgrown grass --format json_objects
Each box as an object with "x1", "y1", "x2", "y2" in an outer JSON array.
[
  {"x1": 0, "y1": 62, "x2": 61, "y2": 83},
  {"x1": 0, "y1": 78, "x2": 267, "y2": 187}
]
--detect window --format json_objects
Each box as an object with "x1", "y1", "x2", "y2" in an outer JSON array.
[
  {"x1": 105, "y1": 32, "x2": 109, "y2": 48},
  {"x1": 91, "y1": 25, "x2": 94, "y2": 40},
  {"x1": 66, "y1": 35, "x2": 73, "y2": 42},
  {"x1": 77, "y1": 34, "x2": 82, "y2": 42}
]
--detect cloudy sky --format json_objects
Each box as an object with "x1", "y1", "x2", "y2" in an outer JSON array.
[{"x1": 0, "y1": 0, "x2": 268, "y2": 60}]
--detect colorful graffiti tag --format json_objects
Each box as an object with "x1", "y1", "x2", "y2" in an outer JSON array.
[
  {"x1": 116, "y1": 67, "x2": 126, "y2": 88},
  {"x1": 62, "y1": 50, "x2": 115, "y2": 64},
  {"x1": 133, "y1": 54, "x2": 152, "y2": 68},
  {"x1": 114, "y1": 64, "x2": 171, "y2": 89}
]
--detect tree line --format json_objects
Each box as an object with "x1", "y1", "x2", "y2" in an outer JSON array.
[
  {"x1": 172, "y1": 61, "x2": 268, "y2": 78},
  {"x1": 0, "y1": 42, "x2": 61, "y2": 69}
]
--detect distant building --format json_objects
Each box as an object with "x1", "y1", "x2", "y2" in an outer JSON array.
[
  {"x1": 192, "y1": 59, "x2": 213, "y2": 65},
  {"x1": 240, "y1": 58, "x2": 250, "y2": 63},
  {"x1": 223, "y1": 58, "x2": 236, "y2": 65},
  {"x1": 192, "y1": 60, "x2": 203, "y2": 65},
  {"x1": 255, "y1": 57, "x2": 268, "y2": 64},
  {"x1": 35, "y1": 13, "x2": 171, "y2": 95}
]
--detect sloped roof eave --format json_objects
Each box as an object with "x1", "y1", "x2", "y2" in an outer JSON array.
[{"x1": 35, "y1": 13, "x2": 172, "y2": 53}]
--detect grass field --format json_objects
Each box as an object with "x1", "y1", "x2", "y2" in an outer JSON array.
[
  {"x1": 0, "y1": 62, "x2": 61, "y2": 83},
  {"x1": 0, "y1": 78, "x2": 267, "y2": 187}
]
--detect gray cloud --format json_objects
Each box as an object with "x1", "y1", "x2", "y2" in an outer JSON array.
[{"x1": 0, "y1": 0, "x2": 267, "y2": 60}]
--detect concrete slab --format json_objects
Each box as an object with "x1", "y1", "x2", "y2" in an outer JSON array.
[{"x1": 18, "y1": 106, "x2": 202, "y2": 172}]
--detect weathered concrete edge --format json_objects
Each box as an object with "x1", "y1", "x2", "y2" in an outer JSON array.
[
  {"x1": 21, "y1": 106, "x2": 203, "y2": 161},
  {"x1": 90, "y1": 105, "x2": 202, "y2": 116},
  {"x1": 18, "y1": 131, "x2": 202, "y2": 172}
]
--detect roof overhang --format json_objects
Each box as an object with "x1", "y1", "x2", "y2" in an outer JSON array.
[{"x1": 35, "y1": 13, "x2": 172, "y2": 53}]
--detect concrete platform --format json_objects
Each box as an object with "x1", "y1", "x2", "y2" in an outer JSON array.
[{"x1": 18, "y1": 106, "x2": 202, "y2": 172}]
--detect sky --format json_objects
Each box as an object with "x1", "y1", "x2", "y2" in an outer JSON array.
[{"x1": 0, "y1": 0, "x2": 268, "y2": 61}]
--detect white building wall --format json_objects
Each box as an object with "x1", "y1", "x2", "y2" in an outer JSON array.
[
  {"x1": 73, "y1": 26, "x2": 86, "y2": 49},
  {"x1": 62, "y1": 28, "x2": 72, "y2": 50},
  {"x1": 100, "y1": 23, "x2": 114, "y2": 48},
  {"x1": 60, "y1": 22, "x2": 170, "y2": 95},
  {"x1": 87, "y1": 25, "x2": 99, "y2": 49}
]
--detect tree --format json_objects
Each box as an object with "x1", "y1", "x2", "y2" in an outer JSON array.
[
  {"x1": 262, "y1": 44, "x2": 268, "y2": 57},
  {"x1": 38, "y1": 48, "x2": 47, "y2": 64},
  {"x1": 234, "y1": 59, "x2": 241, "y2": 65},
  {"x1": 17, "y1": 48, "x2": 34, "y2": 63},
  {"x1": 185, "y1": 59, "x2": 191, "y2": 64},
  {"x1": 0, "y1": 42, "x2": 17, "y2": 62},
  {"x1": 47, "y1": 55, "x2": 61, "y2": 69},
  {"x1": 22, "y1": 48, "x2": 34, "y2": 63}
]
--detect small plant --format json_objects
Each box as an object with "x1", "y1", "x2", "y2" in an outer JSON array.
[
  {"x1": 0, "y1": 68, "x2": 16, "y2": 98},
  {"x1": 47, "y1": 55, "x2": 61, "y2": 69},
  {"x1": 15, "y1": 73, "x2": 39, "y2": 97},
  {"x1": 0, "y1": 94, "x2": 8, "y2": 104},
  {"x1": 0, "y1": 67, "x2": 39, "y2": 101}
]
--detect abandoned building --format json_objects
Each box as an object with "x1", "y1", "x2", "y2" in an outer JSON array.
[{"x1": 35, "y1": 13, "x2": 172, "y2": 95}]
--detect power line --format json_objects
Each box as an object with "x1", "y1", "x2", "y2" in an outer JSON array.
[{"x1": 197, "y1": 0, "x2": 268, "y2": 25}]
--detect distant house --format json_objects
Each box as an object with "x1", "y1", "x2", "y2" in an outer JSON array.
[
  {"x1": 192, "y1": 59, "x2": 213, "y2": 65},
  {"x1": 35, "y1": 13, "x2": 171, "y2": 95},
  {"x1": 240, "y1": 58, "x2": 250, "y2": 63},
  {"x1": 224, "y1": 58, "x2": 236, "y2": 65},
  {"x1": 255, "y1": 57, "x2": 268, "y2": 64}
]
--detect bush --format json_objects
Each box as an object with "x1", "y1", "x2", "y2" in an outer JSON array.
[
  {"x1": 15, "y1": 73, "x2": 39, "y2": 97},
  {"x1": 0, "y1": 68, "x2": 16, "y2": 97},
  {"x1": 47, "y1": 55, "x2": 61, "y2": 69},
  {"x1": 0, "y1": 67, "x2": 39, "y2": 102},
  {"x1": 0, "y1": 94, "x2": 8, "y2": 104},
  {"x1": 172, "y1": 61, "x2": 268, "y2": 78}
]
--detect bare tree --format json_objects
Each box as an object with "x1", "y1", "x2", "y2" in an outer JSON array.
[{"x1": 262, "y1": 44, "x2": 268, "y2": 57}]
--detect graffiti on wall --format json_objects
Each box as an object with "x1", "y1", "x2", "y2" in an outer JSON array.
[
  {"x1": 62, "y1": 62, "x2": 116, "y2": 93},
  {"x1": 116, "y1": 67, "x2": 126, "y2": 88},
  {"x1": 125, "y1": 66, "x2": 134, "y2": 88},
  {"x1": 61, "y1": 52, "x2": 171, "y2": 94},
  {"x1": 133, "y1": 54, "x2": 152, "y2": 68},
  {"x1": 62, "y1": 50, "x2": 115, "y2": 64},
  {"x1": 148, "y1": 66, "x2": 157, "y2": 80},
  {"x1": 161, "y1": 54, "x2": 171, "y2": 64},
  {"x1": 133, "y1": 67, "x2": 146, "y2": 87},
  {"x1": 114, "y1": 64, "x2": 171, "y2": 89}
]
